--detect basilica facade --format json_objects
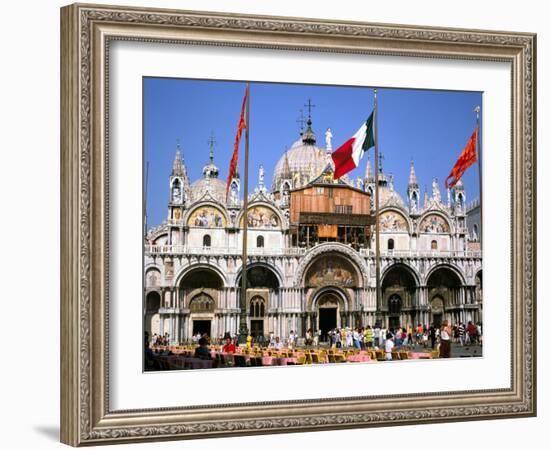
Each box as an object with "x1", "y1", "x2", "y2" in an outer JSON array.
[{"x1": 144, "y1": 118, "x2": 483, "y2": 343}]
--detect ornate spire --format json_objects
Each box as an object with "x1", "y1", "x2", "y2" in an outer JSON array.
[
  {"x1": 432, "y1": 177, "x2": 442, "y2": 202},
  {"x1": 171, "y1": 141, "x2": 184, "y2": 176},
  {"x1": 365, "y1": 157, "x2": 373, "y2": 179},
  {"x1": 408, "y1": 159, "x2": 418, "y2": 187}
]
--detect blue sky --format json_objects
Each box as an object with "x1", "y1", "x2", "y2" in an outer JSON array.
[{"x1": 144, "y1": 78, "x2": 482, "y2": 228}]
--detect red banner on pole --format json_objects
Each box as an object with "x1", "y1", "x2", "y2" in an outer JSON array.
[
  {"x1": 226, "y1": 87, "x2": 248, "y2": 199},
  {"x1": 445, "y1": 128, "x2": 478, "y2": 189}
]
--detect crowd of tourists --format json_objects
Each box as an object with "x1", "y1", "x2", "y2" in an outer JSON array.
[
  {"x1": 321, "y1": 320, "x2": 482, "y2": 351},
  {"x1": 146, "y1": 320, "x2": 481, "y2": 362}
]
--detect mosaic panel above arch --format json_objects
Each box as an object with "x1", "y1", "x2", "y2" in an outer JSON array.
[
  {"x1": 305, "y1": 254, "x2": 358, "y2": 288},
  {"x1": 420, "y1": 214, "x2": 450, "y2": 233},
  {"x1": 379, "y1": 211, "x2": 409, "y2": 232},
  {"x1": 189, "y1": 292, "x2": 216, "y2": 313},
  {"x1": 240, "y1": 206, "x2": 280, "y2": 229},
  {"x1": 188, "y1": 206, "x2": 227, "y2": 228}
]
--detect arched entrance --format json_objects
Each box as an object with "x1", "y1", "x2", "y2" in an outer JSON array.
[
  {"x1": 236, "y1": 264, "x2": 280, "y2": 339},
  {"x1": 145, "y1": 291, "x2": 161, "y2": 336},
  {"x1": 189, "y1": 292, "x2": 215, "y2": 337},
  {"x1": 426, "y1": 266, "x2": 462, "y2": 325},
  {"x1": 313, "y1": 288, "x2": 348, "y2": 342},
  {"x1": 249, "y1": 295, "x2": 266, "y2": 338},
  {"x1": 388, "y1": 294, "x2": 402, "y2": 330},
  {"x1": 381, "y1": 264, "x2": 418, "y2": 329},
  {"x1": 179, "y1": 267, "x2": 224, "y2": 341},
  {"x1": 304, "y1": 252, "x2": 358, "y2": 340}
]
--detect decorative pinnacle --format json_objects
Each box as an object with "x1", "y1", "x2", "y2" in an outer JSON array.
[
  {"x1": 408, "y1": 159, "x2": 418, "y2": 186},
  {"x1": 365, "y1": 157, "x2": 372, "y2": 179},
  {"x1": 207, "y1": 132, "x2": 216, "y2": 163},
  {"x1": 172, "y1": 140, "x2": 184, "y2": 176}
]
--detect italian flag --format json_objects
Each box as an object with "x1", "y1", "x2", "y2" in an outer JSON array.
[{"x1": 331, "y1": 111, "x2": 375, "y2": 179}]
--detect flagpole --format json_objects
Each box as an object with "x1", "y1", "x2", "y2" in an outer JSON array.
[
  {"x1": 374, "y1": 88, "x2": 381, "y2": 325},
  {"x1": 144, "y1": 160, "x2": 149, "y2": 241},
  {"x1": 474, "y1": 105, "x2": 482, "y2": 250},
  {"x1": 239, "y1": 83, "x2": 250, "y2": 344}
]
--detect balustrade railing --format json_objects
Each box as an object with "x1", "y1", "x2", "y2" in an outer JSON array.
[
  {"x1": 145, "y1": 244, "x2": 480, "y2": 259},
  {"x1": 144, "y1": 245, "x2": 306, "y2": 257},
  {"x1": 359, "y1": 248, "x2": 481, "y2": 258}
]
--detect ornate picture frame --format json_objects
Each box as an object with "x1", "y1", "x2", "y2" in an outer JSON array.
[{"x1": 60, "y1": 3, "x2": 536, "y2": 446}]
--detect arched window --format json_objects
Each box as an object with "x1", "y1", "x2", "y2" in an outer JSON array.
[
  {"x1": 388, "y1": 238, "x2": 395, "y2": 250},
  {"x1": 457, "y1": 193, "x2": 464, "y2": 209},
  {"x1": 203, "y1": 234, "x2": 211, "y2": 247},
  {"x1": 146, "y1": 269, "x2": 161, "y2": 287},
  {"x1": 249, "y1": 296, "x2": 266, "y2": 317},
  {"x1": 189, "y1": 293, "x2": 215, "y2": 312},
  {"x1": 388, "y1": 294, "x2": 402, "y2": 314},
  {"x1": 145, "y1": 291, "x2": 161, "y2": 313},
  {"x1": 171, "y1": 178, "x2": 182, "y2": 203},
  {"x1": 473, "y1": 224, "x2": 479, "y2": 241},
  {"x1": 431, "y1": 240, "x2": 438, "y2": 250},
  {"x1": 257, "y1": 235, "x2": 264, "y2": 248}
]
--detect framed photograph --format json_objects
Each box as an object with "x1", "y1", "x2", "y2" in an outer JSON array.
[{"x1": 60, "y1": 3, "x2": 536, "y2": 446}]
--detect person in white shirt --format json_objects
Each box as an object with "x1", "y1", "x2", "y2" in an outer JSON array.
[
  {"x1": 346, "y1": 328, "x2": 353, "y2": 348},
  {"x1": 288, "y1": 330, "x2": 296, "y2": 349},
  {"x1": 373, "y1": 326, "x2": 381, "y2": 347},
  {"x1": 385, "y1": 334, "x2": 395, "y2": 361},
  {"x1": 313, "y1": 330, "x2": 320, "y2": 347},
  {"x1": 380, "y1": 327, "x2": 387, "y2": 349},
  {"x1": 274, "y1": 336, "x2": 284, "y2": 350}
]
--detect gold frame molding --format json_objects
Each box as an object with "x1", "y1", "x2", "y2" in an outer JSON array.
[{"x1": 60, "y1": 3, "x2": 536, "y2": 446}]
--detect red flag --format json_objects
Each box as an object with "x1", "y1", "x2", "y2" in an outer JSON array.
[
  {"x1": 226, "y1": 87, "x2": 248, "y2": 199},
  {"x1": 445, "y1": 128, "x2": 478, "y2": 189}
]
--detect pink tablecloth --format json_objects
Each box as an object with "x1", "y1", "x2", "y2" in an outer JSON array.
[
  {"x1": 346, "y1": 354, "x2": 372, "y2": 362},
  {"x1": 261, "y1": 356, "x2": 297, "y2": 366},
  {"x1": 409, "y1": 352, "x2": 432, "y2": 359},
  {"x1": 278, "y1": 357, "x2": 297, "y2": 365}
]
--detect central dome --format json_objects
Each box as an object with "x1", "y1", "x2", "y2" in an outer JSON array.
[
  {"x1": 190, "y1": 177, "x2": 226, "y2": 204},
  {"x1": 190, "y1": 145, "x2": 226, "y2": 204},
  {"x1": 272, "y1": 126, "x2": 331, "y2": 192}
]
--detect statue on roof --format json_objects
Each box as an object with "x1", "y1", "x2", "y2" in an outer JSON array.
[{"x1": 325, "y1": 128, "x2": 333, "y2": 152}]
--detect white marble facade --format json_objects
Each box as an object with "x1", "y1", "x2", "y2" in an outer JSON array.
[{"x1": 144, "y1": 129, "x2": 482, "y2": 343}]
